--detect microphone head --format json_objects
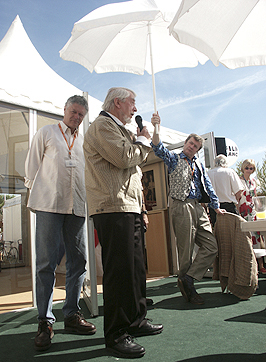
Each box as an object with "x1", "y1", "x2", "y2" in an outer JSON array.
[{"x1": 135, "y1": 115, "x2": 143, "y2": 131}]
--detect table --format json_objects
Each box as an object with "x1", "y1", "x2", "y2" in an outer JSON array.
[
  {"x1": 240, "y1": 219, "x2": 266, "y2": 257},
  {"x1": 241, "y1": 219, "x2": 266, "y2": 238}
]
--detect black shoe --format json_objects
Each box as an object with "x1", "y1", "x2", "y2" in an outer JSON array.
[
  {"x1": 129, "y1": 319, "x2": 163, "y2": 337},
  {"x1": 64, "y1": 311, "x2": 96, "y2": 335},
  {"x1": 107, "y1": 334, "x2": 145, "y2": 358},
  {"x1": 146, "y1": 298, "x2": 154, "y2": 306},
  {"x1": 34, "y1": 320, "x2": 54, "y2": 351}
]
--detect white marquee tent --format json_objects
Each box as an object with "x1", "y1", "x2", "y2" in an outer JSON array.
[
  {"x1": 0, "y1": 15, "x2": 103, "y2": 118},
  {"x1": 0, "y1": 15, "x2": 189, "y2": 315},
  {"x1": 0, "y1": 15, "x2": 188, "y2": 145}
]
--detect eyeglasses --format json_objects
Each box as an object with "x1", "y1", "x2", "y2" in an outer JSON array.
[{"x1": 245, "y1": 167, "x2": 254, "y2": 170}]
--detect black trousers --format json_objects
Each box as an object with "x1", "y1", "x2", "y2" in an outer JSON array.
[
  {"x1": 210, "y1": 202, "x2": 238, "y2": 227},
  {"x1": 92, "y1": 212, "x2": 147, "y2": 346}
]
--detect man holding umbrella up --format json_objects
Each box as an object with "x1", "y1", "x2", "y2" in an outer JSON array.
[
  {"x1": 151, "y1": 113, "x2": 225, "y2": 305},
  {"x1": 83, "y1": 87, "x2": 163, "y2": 358}
]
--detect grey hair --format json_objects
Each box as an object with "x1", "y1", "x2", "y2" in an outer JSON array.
[
  {"x1": 102, "y1": 87, "x2": 136, "y2": 112},
  {"x1": 65, "y1": 95, "x2": 88, "y2": 113},
  {"x1": 185, "y1": 133, "x2": 205, "y2": 150},
  {"x1": 215, "y1": 154, "x2": 228, "y2": 167}
]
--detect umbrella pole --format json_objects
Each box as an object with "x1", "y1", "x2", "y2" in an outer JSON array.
[{"x1": 148, "y1": 22, "x2": 159, "y2": 134}]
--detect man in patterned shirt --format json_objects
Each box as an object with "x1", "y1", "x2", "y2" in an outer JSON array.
[{"x1": 151, "y1": 113, "x2": 225, "y2": 305}]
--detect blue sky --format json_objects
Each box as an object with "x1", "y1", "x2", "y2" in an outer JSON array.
[{"x1": 1, "y1": 0, "x2": 266, "y2": 167}]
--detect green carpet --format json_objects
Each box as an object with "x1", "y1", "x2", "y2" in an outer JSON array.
[{"x1": 1, "y1": 276, "x2": 266, "y2": 362}]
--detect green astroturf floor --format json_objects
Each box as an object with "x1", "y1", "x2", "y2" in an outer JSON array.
[{"x1": 1, "y1": 276, "x2": 266, "y2": 362}]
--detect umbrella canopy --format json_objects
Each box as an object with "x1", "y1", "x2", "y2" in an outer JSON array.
[
  {"x1": 169, "y1": 0, "x2": 266, "y2": 69},
  {"x1": 60, "y1": 0, "x2": 208, "y2": 112}
]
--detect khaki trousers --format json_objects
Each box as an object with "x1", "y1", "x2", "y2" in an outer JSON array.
[{"x1": 171, "y1": 199, "x2": 218, "y2": 281}]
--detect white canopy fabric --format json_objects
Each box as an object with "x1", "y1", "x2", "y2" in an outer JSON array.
[
  {"x1": 60, "y1": 0, "x2": 208, "y2": 117},
  {"x1": 60, "y1": 0, "x2": 207, "y2": 75},
  {"x1": 0, "y1": 15, "x2": 187, "y2": 143},
  {"x1": 126, "y1": 119, "x2": 187, "y2": 146},
  {"x1": 169, "y1": 0, "x2": 266, "y2": 69},
  {"x1": 0, "y1": 15, "x2": 102, "y2": 119},
  {"x1": 0, "y1": 15, "x2": 187, "y2": 146}
]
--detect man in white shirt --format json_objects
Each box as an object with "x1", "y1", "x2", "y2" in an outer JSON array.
[
  {"x1": 207, "y1": 154, "x2": 244, "y2": 226},
  {"x1": 25, "y1": 95, "x2": 96, "y2": 351}
]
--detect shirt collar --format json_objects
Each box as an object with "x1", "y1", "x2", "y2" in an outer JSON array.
[
  {"x1": 180, "y1": 151, "x2": 197, "y2": 162},
  {"x1": 106, "y1": 112, "x2": 125, "y2": 127},
  {"x1": 60, "y1": 120, "x2": 79, "y2": 135}
]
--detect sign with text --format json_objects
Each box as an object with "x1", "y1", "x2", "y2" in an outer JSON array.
[{"x1": 215, "y1": 137, "x2": 239, "y2": 167}]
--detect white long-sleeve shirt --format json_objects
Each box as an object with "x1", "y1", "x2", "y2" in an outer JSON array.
[{"x1": 25, "y1": 120, "x2": 86, "y2": 217}]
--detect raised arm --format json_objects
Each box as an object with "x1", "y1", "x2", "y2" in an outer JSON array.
[{"x1": 151, "y1": 112, "x2": 161, "y2": 145}]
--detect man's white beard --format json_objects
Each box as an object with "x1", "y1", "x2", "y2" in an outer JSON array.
[{"x1": 124, "y1": 117, "x2": 132, "y2": 124}]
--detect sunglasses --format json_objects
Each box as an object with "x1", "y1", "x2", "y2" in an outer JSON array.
[{"x1": 245, "y1": 167, "x2": 254, "y2": 170}]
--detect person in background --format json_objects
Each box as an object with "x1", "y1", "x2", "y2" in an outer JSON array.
[
  {"x1": 25, "y1": 95, "x2": 96, "y2": 351},
  {"x1": 239, "y1": 159, "x2": 266, "y2": 274},
  {"x1": 207, "y1": 154, "x2": 243, "y2": 226},
  {"x1": 151, "y1": 113, "x2": 225, "y2": 305},
  {"x1": 83, "y1": 87, "x2": 163, "y2": 359}
]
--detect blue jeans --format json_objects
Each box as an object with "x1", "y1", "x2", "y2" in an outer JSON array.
[{"x1": 35, "y1": 211, "x2": 87, "y2": 323}]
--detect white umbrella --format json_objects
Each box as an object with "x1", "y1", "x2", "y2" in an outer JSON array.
[
  {"x1": 169, "y1": 0, "x2": 266, "y2": 69},
  {"x1": 60, "y1": 0, "x2": 208, "y2": 115}
]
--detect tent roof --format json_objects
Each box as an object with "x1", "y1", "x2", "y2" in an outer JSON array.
[
  {"x1": 0, "y1": 15, "x2": 102, "y2": 120},
  {"x1": 127, "y1": 120, "x2": 187, "y2": 146},
  {"x1": 0, "y1": 15, "x2": 187, "y2": 145}
]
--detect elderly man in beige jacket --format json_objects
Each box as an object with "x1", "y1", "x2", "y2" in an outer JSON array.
[{"x1": 83, "y1": 87, "x2": 163, "y2": 359}]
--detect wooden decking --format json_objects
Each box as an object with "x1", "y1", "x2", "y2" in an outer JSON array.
[{"x1": 0, "y1": 265, "x2": 164, "y2": 314}]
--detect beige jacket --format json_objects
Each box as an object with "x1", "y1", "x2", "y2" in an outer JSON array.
[{"x1": 83, "y1": 114, "x2": 150, "y2": 216}]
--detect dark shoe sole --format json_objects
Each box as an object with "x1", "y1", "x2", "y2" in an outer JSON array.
[
  {"x1": 131, "y1": 327, "x2": 163, "y2": 337},
  {"x1": 107, "y1": 347, "x2": 145, "y2": 358},
  {"x1": 64, "y1": 326, "x2": 96, "y2": 335}
]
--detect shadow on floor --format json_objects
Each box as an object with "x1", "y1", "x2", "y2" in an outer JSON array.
[{"x1": 176, "y1": 353, "x2": 266, "y2": 362}]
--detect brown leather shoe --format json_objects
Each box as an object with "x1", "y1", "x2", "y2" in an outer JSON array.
[
  {"x1": 64, "y1": 311, "x2": 96, "y2": 335},
  {"x1": 34, "y1": 320, "x2": 54, "y2": 351}
]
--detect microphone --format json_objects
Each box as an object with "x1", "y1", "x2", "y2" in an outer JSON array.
[{"x1": 135, "y1": 115, "x2": 143, "y2": 131}]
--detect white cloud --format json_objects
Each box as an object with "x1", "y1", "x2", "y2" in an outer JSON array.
[
  {"x1": 138, "y1": 68, "x2": 266, "y2": 114},
  {"x1": 240, "y1": 145, "x2": 266, "y2": 160},
  {"x1": 197, "y1": 89, "x2": 245, "y2": 134}
]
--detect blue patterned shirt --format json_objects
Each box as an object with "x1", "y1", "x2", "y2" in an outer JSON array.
[{"x1": 151, "y1": 141, "x2": 219, "y2": 209}]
